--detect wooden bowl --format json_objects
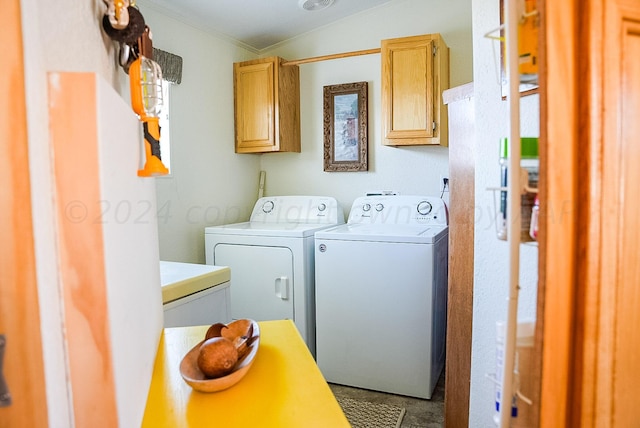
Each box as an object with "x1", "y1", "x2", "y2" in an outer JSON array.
[{"x1": 179, "y1": 319, "x2": 260, "y2": 393}]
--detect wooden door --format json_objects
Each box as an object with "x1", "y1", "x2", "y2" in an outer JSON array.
[
  {"x1": 0, "y1": 0, "x2": 48, "y2": 425},
  {"x1": 585, "y1": 0, "x2": 640, "y2": 425},
  {"x1": 540, "y1": 0, "x2": 640, "y2": 425}
]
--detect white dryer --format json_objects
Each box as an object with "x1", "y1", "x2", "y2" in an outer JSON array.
[
  {"x1": 314, "y1": 195, "x2": 448, "y2": 399},
  {"x1": 204, "y1": 196, "x2": 344, "y2": 355}
]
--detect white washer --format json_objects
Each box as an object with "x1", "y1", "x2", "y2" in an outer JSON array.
[
  {"x1": 314, "y1": 195, "x2": 448, "y2": 399},
  {"x1": 204, "y1": 196, "x2": 345, "y2": 355}
]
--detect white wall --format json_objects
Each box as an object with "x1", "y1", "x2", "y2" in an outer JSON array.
[
  {"x1": 137, "y1": 5, "x2": 261, "y2": 263},
  {"x1": 262, "y1": 0, "x2": 473, "y2": 216},
  {"x1": 469, "y1": 0, "x2": 539, "y2": 426}
]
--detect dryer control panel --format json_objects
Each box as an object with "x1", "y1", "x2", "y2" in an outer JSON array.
[
  {"x1": 347, "y1": 195, "x2": 448, "y2": 226},
  {"x1": 249, "y1": 196, "x2": 345, "y2": 225}
]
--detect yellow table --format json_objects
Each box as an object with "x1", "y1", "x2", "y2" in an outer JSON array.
[{"x1": 142, "y1": 320, "x2": 350, "y2": 427}]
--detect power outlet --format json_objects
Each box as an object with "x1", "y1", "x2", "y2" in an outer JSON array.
[{"x1": 440, "y1": 175, "x2": 449, "y2": 193}]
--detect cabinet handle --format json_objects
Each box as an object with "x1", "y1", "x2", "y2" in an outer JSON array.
[
  {"x1": 275, "y1": 277, "x2": 289, "y2": 300},
  {"x1": 0, "y1": 335, "x2": 11, "y2": 407}
]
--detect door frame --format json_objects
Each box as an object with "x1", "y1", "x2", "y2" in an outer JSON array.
[{"x1": 0, "y1": 0, "x2": 48, "y2": 424}]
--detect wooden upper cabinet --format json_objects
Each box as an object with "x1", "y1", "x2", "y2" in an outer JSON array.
[
  {"x1": 381, "y1": 34, "x2": 450, "y2": 146},
  {"x1": 233, "y1": 56, "x2": 300, "y2": 153}
]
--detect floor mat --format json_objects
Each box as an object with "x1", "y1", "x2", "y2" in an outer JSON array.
[{"x1": 336, "y1": 396, "x2": 406, "y2": 428}]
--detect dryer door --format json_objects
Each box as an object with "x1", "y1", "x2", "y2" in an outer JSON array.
[{"x1": 214, "y1": 244, "x2": 294, "y2": 321}]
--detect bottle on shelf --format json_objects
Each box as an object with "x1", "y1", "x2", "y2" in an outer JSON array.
[{"x1": 497, "y1": 137, "x2": 539, "y2": 242}]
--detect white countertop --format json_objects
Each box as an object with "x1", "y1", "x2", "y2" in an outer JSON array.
[{"x1": 159, "y1": 261, "x2": 230, "y2": 304}]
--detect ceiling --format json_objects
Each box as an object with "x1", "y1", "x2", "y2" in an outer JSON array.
[{"x1": 136, "y1": 0, "x2": 392, "y2": 51}]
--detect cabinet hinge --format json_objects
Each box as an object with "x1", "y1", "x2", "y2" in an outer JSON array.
[
  {"x1": 433, "y1": 45, "x2": 437, "y2": 56},
  {"x1": 433, "y1": 121, "x2": 437, "y2": 131}
]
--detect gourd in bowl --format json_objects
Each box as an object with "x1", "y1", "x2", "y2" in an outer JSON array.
[{"x1": 179, "y1": 319, "x2": 259, "y2": 392}]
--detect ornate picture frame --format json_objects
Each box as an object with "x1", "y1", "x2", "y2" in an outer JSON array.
[{"x1": 323, "y1": 81, "x2": 368, "y2": 172}]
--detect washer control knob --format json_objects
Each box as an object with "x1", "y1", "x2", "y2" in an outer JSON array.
[
  {"x1": 262, "y1": 200, "x2": 275, "y2": 213},
  {"x1": 417, "y1": 201, "x2": 433, "y2": 215},
  {"x1": 318, "y1": 203, "x2": 327, "y2": 212},
  {"x1": 362, "y1": 203, "x2": 371, "y2": 212},
  {"x1": 375, "y1": 203, "x2": 384, "y2": 212}
]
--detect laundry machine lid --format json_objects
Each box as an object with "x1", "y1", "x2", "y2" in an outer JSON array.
[
  {"x1": 314, "y1": 223, "x2": 448, "y2": 244},
  {"x1": 159, "y1": 261, "x2": 230, "y2": 303}
]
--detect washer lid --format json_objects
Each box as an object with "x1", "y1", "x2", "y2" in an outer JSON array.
[
  {"x1": 315, "y1": 223, "x2": 448, "y2": 244},
  {"x1": 160, "y1": 261, "x2": 230, "y2": 304},
  {"x1": 205, "y1": 221, "x2": 341, "y2": 238}
]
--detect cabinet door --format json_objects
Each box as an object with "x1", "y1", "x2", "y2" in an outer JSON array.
[
  {"x1": 381, "y1": 34, "x2": 448, "y2": 146},
  {"x1": 382, "y1": 37, "x2": 434, "y2": 143},
  {"x1": 234, "y1": 60, "x2": 275, "y2": 152},
  {"x1": 214, "y1": 244, "x2": 294, "y2": 321}
]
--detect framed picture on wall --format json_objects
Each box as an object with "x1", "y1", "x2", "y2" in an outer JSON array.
[{"x1": 323, "y1": 81, "x2": 368, "y2": 172}]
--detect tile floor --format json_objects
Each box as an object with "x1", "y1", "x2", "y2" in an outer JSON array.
[{"x1": 329, "y1": 372, "x2": 445, "y2": 428}]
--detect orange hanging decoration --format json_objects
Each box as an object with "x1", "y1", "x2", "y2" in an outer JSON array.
[{"x1": 128, "y1": 27, "x2": 169, "y2": 177}]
